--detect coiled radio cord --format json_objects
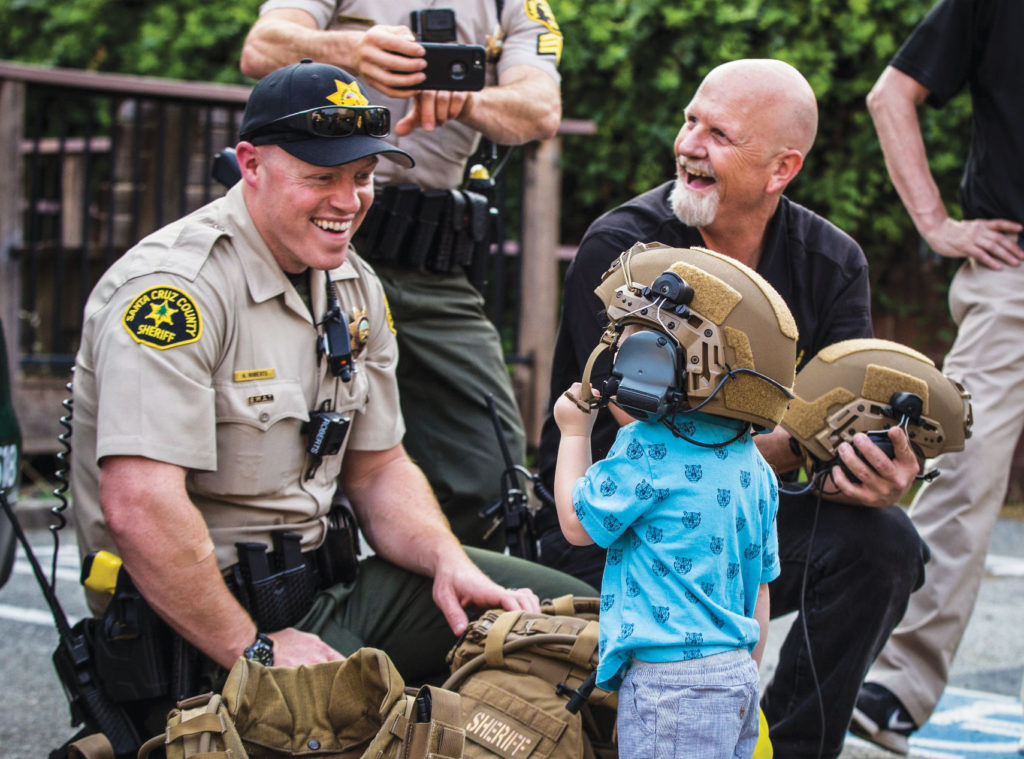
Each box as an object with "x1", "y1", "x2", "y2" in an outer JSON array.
[{"x1": 48, "y1": 366, "x2": 73, "y2": 590}]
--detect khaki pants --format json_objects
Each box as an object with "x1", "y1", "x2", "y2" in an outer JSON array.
[{"x1": 868, "y1": 258, "x2": 1024, "y2": 726}]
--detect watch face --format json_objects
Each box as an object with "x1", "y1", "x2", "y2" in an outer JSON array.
[{"x1": 244, "y1": 633, "x2": 274, "y2": 666}]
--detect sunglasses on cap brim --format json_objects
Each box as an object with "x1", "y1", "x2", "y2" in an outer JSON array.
[{"x1": 246, "y1": 105, "x2": 391, "y2": 141}]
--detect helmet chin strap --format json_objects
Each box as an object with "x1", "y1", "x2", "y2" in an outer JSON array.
[
  {"x1": 568, "y1": 326, "x2": 623, "y2": 413},
  {"x1": 662, "y1": 414, "x2": 752, "y2": 448}
]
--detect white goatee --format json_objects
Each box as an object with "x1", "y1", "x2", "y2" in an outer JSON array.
[{"x1": 670, "y1": 174, "x2": 719, "y2": 228}]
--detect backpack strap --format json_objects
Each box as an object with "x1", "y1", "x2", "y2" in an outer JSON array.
[
  {"x1": 139, "y1": 692, "x2": 245, "y2": 759},
  {"x1": 484, "y1": 609, "x2": 524, "y2": 668},
  {"x1": 568, "y1": 620, "x2": 600, "y2": 669},
  {"x1": 543, "y1": 595, "x2": 602, "y2": 618},
  {"x1": 547, "y1": 594, "x2": 577, "y2": 616},
  {"x1": 66, "y1": 732, "x2": 115, "y2": 759}
]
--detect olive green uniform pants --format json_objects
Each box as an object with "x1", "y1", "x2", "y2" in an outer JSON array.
[
  {"x1": 376, "y1": 266, "x2": 525, "y2": 551},
  {"x1": 298, "y1": 547, "x2": 597, "y2": 685}
]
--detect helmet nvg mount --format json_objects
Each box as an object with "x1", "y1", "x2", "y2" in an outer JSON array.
[
  {"x1": 573, "y1": 242, "x2": 799, "y2": 433},
  {"x1": 782, "y1": 338, "x2": 973, "y2": 470}
]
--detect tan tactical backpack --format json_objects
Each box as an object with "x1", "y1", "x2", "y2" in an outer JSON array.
[
  {"x1": 137, "y1": 647, "x2": 465, "y2": 759},
  {"x1": 442, "y1": 596, "x2": 617, "y2": 759}
]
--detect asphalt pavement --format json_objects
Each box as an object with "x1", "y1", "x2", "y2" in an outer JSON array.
[
  {"x1": 3, "y1": 500, "x2": 1024, "y2": 758},
  {"x1": 766, "y1": 516, "x2": 1024, "y2": 759}
]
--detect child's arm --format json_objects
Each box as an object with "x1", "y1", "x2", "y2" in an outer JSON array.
[
  {"x1": 752, "y1": 582, "x2": 771, "y2": 667},
  {"x1": 553, "y1": 382, "x2": 598, "y2": 546}
]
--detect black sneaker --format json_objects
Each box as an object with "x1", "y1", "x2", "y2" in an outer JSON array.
[{"x1": 850, "y1": 682, "x2": 916, "y2": 755}]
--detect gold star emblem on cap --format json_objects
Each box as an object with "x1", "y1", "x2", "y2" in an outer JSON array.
[{"x1": 326, "y1": 79, "x2": 369, "y2": 107}]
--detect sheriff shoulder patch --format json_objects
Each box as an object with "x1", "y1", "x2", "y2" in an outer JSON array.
[
  {"x1": 382, "y1": 293, "x2": 397, "y2": 335},
  {"x1": 524, "y1": 0, "x2": 563, "y2": 63},
  {"x1": 123, "y1": 286, "x2": 203, "y2": 349}
]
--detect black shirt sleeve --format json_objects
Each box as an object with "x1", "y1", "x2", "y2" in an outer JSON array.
[
  {"x1": 890, "y1": 0, "x2": 982, "y2": 107},
  {"x1": 804, "y1": 257, "x2": 872, "y2": 360},
  {"x1": 759, "y1": 198, "x2": 873, "y2": 367}
]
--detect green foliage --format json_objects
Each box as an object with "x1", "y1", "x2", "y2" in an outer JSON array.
[
  {"x1": 0, "y1": 0, "x2": 261, "y2": 83},
  {"x1": 550, "y1": 0, "x2": 970, "y2": 356},
  {"x1": 0, "y1": 0, "x2": 973, "y2": 355}
]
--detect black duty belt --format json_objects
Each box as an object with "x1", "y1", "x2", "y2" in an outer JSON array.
[
  {"x1": 354, "y1": 183, "x2": 495, "y2": 283},
  {"x1": 224, "y1": 505, "x2": 361, "y2": 632},
  {"x1": 224, "y1": 533, "x2": 327, "y2": 632}
]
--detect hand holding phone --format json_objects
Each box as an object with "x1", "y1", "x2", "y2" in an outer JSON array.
[
  {"x1": 402, "y1": 9, "x2": 485, "y2": 91},
  {"x1": 408, "y1": 43, "x2": 486, "y2": 91}
]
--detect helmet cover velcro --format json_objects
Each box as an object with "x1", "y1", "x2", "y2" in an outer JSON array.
[
  {"x1": 862, "y1": 364, "x2": 930, "y2": 414},
  {"x1": 686, "y1": 248, "x2": 798, "y2": 342},
  {"x1": 783, "y1": 387, "x2": 858, "y2": 442},
  {"x1": 666, "y1": 262, "x2": 741, "y2": 324}
]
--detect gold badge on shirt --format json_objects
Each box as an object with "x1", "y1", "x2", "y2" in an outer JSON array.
[
  {"x1": 349, "y1": 307, "x2": 371, "y2": 357},
  {"x1": 122, "y1": 286, "x2": 203, "y2": 349}
]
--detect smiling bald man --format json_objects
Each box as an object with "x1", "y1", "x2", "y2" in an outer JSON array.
[{"x1": 533, "y1": 59, "x2": 927, "y2": 759}]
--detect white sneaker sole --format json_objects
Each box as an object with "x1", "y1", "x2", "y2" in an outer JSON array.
[{"x1": 850, "y1": 706, "x2": 911, "y2": 755}]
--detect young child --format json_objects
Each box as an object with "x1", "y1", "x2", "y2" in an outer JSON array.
[{"x1": 553, "y1": 244, "x2": 796, "y2": 758}]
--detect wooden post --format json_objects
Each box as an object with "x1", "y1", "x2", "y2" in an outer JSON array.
[
  {"x1": 61, "y1": 155, "x2": 85, "y2": 249},
  {"x1": 515, "y1": 137, "x2": 561, "y2": 448},
  {"x1": 0, "y1": 79, "x2": 24, "y2": 375}
]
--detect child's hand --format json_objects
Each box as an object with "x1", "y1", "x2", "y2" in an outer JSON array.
[{"x1": 554, "y1": 382, "x2": 599, "y2": 437}]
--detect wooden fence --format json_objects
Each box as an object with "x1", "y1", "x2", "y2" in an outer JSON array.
[{"x1": 0, "y1": 60, "x2": 593, "y2": 454}]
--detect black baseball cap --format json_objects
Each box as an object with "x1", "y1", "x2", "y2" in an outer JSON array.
[{"x1": 239, "y1": 59, "x2": 414, "y2": 168}]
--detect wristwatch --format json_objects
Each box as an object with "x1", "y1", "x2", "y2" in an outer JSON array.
[{"x1": 243, "y1": 632, "x2": 274, "y2": 666}]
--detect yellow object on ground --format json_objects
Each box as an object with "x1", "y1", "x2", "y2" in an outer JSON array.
[{"x1": 754, "y1": 708, "x2": 773, "y2": 758}]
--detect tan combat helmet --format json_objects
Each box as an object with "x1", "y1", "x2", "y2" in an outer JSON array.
[
  {"x1": 782, "y1": 338, "x2": 973, "y2": 468},
  {"x1": 575, "y1": 242, "x2": 799, "y2": 431}
]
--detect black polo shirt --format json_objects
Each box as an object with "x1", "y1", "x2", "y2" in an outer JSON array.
[
  {"x1": 537, "y1": 181, "x2": 872, "y2": 493},
  {"x1": 891, "y1": 0, "x2": 1024, "y2": 224}
]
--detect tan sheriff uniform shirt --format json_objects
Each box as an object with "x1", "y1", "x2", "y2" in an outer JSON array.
[
  {"x1": 71, "y1": 184, "x2": 403, "y2": 575},
  {"x1": 257, "y1": 0, "x2": 563, "y2": 189}
]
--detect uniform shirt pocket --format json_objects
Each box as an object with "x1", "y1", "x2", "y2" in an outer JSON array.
[{"x1": 192, "y1": 379, "x2": 309, "y2": 497}]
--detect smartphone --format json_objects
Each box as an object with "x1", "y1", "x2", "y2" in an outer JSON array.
[{"x1": 413, "y1": 42, "x2": 486, "y2": 91}]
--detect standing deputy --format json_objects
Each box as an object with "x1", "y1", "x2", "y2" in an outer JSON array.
[
  {"x1": 240, "y1": 0, "x2": 565, "y2": 550},
  {"x1": 70, "y1": 60, "x2": 593, "y2": 732}
]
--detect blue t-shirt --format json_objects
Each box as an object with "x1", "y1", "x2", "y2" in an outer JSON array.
[{"x1": 572, "y1": 412, "x2": 781, "y2": 691}]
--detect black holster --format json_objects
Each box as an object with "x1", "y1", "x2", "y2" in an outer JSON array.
[
  {"x1": 316, "y1": 494, "x2": 361, "y2": 587},
  {"x1": 229, "y1": 532, "x2": 318, "y2": 632},
  {"x1": 85, "y1": 571, "x2": 202, "y2": 704}
]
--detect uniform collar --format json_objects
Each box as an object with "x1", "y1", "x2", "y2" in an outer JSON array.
[{"x1": 221, "y1": 184, "x2": 359, "y2": 310}]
